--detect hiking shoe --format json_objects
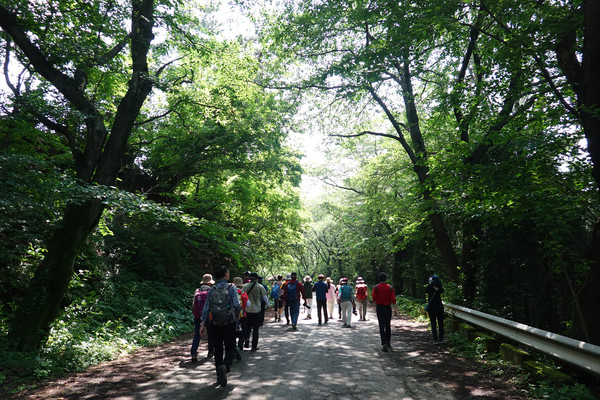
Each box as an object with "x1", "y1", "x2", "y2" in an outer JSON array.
[
  {"x1": 191, "y1": 356, "x2": 198, "y2": 362},
  {"x1": 318, "y1": 321, "x2": 322, "y2": 325},
  {"x1": 235, "y1": 347, "x2": 242, "y2": 361},
  {"x1": 382, "y1": 344, "x2": 388, "y2": 352},
  {"x1": 207, "y1": 351, "x2": 214, "y2": 358},
  {"x1": 216, "y1": 365, "x2": 227, "y2": 386},
  {"x1": 244, "y1": 340, "x2": 250, "y2": 348},
  {"x1": 251, "y1": 347, "x2": 259, "y2": 352},
  {"x1": 292, "y1": 324, "x2": 297, "y2": 330}
]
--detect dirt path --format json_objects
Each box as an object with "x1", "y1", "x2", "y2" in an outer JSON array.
[{"x1": 11, "y1": 305, "x2": 529, "y2": 399}]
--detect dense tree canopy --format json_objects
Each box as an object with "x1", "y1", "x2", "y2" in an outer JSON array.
[{"x1": 1, "y1": 0, "x2": 599, "y2": 377}]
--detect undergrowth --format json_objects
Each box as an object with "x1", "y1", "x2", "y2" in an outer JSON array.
[
  {"x1": 394, "y1": 295, "x2": 596, "y2": 400},
  {"x1": 0, "y1": 276, "x2": 195, "y2": 395}
]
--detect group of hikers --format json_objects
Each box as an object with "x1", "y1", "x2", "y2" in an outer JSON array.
[{"x1": 191, "y1": 265, "x2": 444, "y2": 387}]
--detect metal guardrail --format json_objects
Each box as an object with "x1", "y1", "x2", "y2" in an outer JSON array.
[{"x1": 444, "y1": 303, "x2": 600, "y2": 376}]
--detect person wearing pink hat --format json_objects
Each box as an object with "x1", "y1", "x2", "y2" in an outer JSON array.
[{"x1": 355, "y1": 277, "x2": 368, "y2": 321}]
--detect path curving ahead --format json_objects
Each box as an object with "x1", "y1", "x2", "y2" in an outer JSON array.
[{"x1": 15, "y1": 304, "x2": 528, "y2": 400}]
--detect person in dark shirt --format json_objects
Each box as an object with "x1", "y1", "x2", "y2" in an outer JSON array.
[{"x1": 426, "y1": 274, "x2": 445, "y2": 344}]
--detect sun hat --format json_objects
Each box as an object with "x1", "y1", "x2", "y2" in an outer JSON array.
[
  {"x1": 318, "y1": 274, "x2": 325, "y2": 279},
  {"x1": 356, "y1": 277, "x2": 364, "y2": 283},
  {"x1": 248, "y1": 272, "x2": 259, "y2": 280},
  {"x1": 304, "y1": 275, "x2": 312, "y2": 282},
  {"x1": 201, "y1": 274, "x2": 214, "y2": 285},
  {"x1": 233, "y1": 277, "x2": 243, "y2": 287}
]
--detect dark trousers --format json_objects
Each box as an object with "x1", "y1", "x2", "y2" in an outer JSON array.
[
  {"x1": 284, "y1": 301, "x2": 290, "y2": 322},
  {"x1": 316, "y1": 299, "x2": 328, "y2": 323},
  {"x1": 376, "y1": 304, "x2": 392, "y2": 346},
  {"x1": 191, "y1": 317, "x2": 214, "y2": 356},
  {"x1": 429, "y1": 310, "x2": 444, "y2": 341},
  {"x1": 246, "y1": 312, "x2": 262, "y2": 349},
  {"x1": 211, "y1": 322, "x2": 236, "y2": 372},
  {"x1": 237, "y1": 317, "x2": 248, "y2": 349}
]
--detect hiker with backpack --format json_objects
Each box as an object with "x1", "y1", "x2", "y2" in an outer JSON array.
[
  {"x1": 233, "y1": 277, "x2": 250, "y2": 358},
  {"x1": 191, "y1": 274, "x2": 214, "y2": 362},
  {"x1": 355, "y1": 277, "x2": 368, "y2": 321},
  {"x1": 372, "y1": 272, "x2": 396, "y2": 352},
  {"x1": 242, "y1": 272, "x2": 271, "y2": 351},
  {"x1": 426, "y1": 274, "x2": 445, "y2": 344},
  {"x1": 337, "y1": 278, "x2": 356, "y2": 328},
  {"x1": 200, "y1": 266, "x2": 240, "y2": 387},
  {"x1": 271, "y1": 275, "x2": 284, "y2": 322},
  {"x1": 313, "y1": 274, "x2": 329, "y2": 325},
  {"x1": 282, "y1": 272, "x2": 306, "y2": 330}
]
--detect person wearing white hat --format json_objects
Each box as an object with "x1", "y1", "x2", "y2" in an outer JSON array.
[
  {"x1": 191, "y1": 273, "x2": 214, "y2": 362},
  {"x1": 355, "y1": 277, "x2": 368, "y2": 321},
  {"x1": 303, "y1": 275, "x2": 313, "y2": 319},
  {"x1": 325, "y1": 277, "x2": 336, "y2": 319}
]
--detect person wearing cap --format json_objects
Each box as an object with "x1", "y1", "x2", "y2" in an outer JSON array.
[
  {"x1": 282, "y1": 274, "x2": 292, "y2": 324},
  {"x1": 337, "y1": 278, "x2": 356, "y2": 328},
  {"x1": 303, "y1": 275, "x2": 313, "y2": 319},
  {"x1": 233, "y1": 277, "x2": 250, "y2": 357},
  {"x1": 426, "y1": 274, "x2": 445, "y2": 344},
  {"x1": 372, "y1": 272, "x2": 396, "y2": 352},
  {"x1": 242, "y1": 272, "x2": 270, "y2": 351},
  {"x1": 336, "y1": 278, "x2": 344, "y2": 320},
  {"x1": 313, "y1": 274, "x2": 329, "y2": 325},
  {"x1": 271, "y1": 275, "x2": 284, "y2": 322},
  {"x1": 243, "y1": 271, "x2": 251, "y2": 284},
  {"x1": 191, "y1": 273, "x2": 214, "y2": 362},
  {"x1": 282, "y1": 272, "x2": 306, "y2": 330},
  {"x1": 355, "y1": 277, "x2": 368, "y2": 321},
  {"x1": 325, "y1": 277, "x2": 336, "y2": 319}
]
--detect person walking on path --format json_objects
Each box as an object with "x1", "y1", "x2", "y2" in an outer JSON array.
[
  {"x1": 355, "y1": 277, "x2": 368, "y2": 321},
  {"x1": 200, "y1": 266, "x2": 240, "y2": 386},
  {"x1": 313, "y1": 274, "x2": 329, "y2": 325},
  {"x1": 282, "y1": 274, "x2": 292, "y2": 324},
  {"x1": 271, "y1": 275, "x2": 284, "y2": 322},
  {"x1": 303, "y1": 275, "x2": 313, "y2": 319},
  {"x1": 336, "y1": 278, "x2": 344, "y2": 320},
  {"x1": 282, "y1": 272, "x2": 306, "y2": 330},
  {"x1": 326, "y1": 277, "x2": 336, "y2": 319},
  {"x1": 426, "y1": 274, "x2": 445, "y2": 344},
  {"x1": 233, "y1": 277, "x2": 250, "y2": 358},
  {"x1": 258, "y1": 276, "x2": 269, "y2": 326},
  {"x1": 372, "y1": 272, "x2": 396, "y2": 352},
  {"x1": 191, "y1": 274, "x2": 214, "y2": 362},
  {"x1": 242, "y1": 272, "x2": 270, "y2": 351},
  {"x1": 337, "y1": 278, "x2": 356, "y2": 328}
]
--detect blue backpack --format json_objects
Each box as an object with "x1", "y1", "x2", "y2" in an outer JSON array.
[
  {"x1": 271, "y1": 284, "x2": 280, "y2": 300},
  {"x1": 286, "y1": 281, "x2": 298, "y2": 302}
]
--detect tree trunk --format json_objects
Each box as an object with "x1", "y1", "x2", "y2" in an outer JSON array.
[
  {"x1": 1, "y1": 0, "x2": 156, "y2": 352},
  {"x1": 7, "y1": 200, "x2": 105, "y2": 351},
  {"x1": 461, "y1": 219, "x2": 481, "y2": 302}
]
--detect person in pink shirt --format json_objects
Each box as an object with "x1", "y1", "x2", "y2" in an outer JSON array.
[{"x1": 325, "y1": 277, "x2": 336, "y2": 319}]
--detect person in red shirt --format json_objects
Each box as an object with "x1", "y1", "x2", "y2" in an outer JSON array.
[
  {"x1": 372, "y1": 272, "x2": 396, "y2": 352},
  {"x1": 355, "y1": 277, "x2": 368, "y2": 321}
]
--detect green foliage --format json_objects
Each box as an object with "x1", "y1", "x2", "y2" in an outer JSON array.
[
  {"x1": 0, "y1": 273, "x2": 193, "y2": 391},
  {"x1": 527, "y1": 382, "x2": 595, "y2": 400}
]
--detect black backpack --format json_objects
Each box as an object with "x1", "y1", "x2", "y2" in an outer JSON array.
[{"x1": 209, "y1": 284, "x2": 234, "y2": 326}]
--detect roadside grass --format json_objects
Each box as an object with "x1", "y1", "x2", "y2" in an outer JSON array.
[
  {"x1": 395, "y1": 295, "x2": 596, "y2": 400},
  {"x1": 0, "y1": 279, "x2": 194, "y2": 396}
]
